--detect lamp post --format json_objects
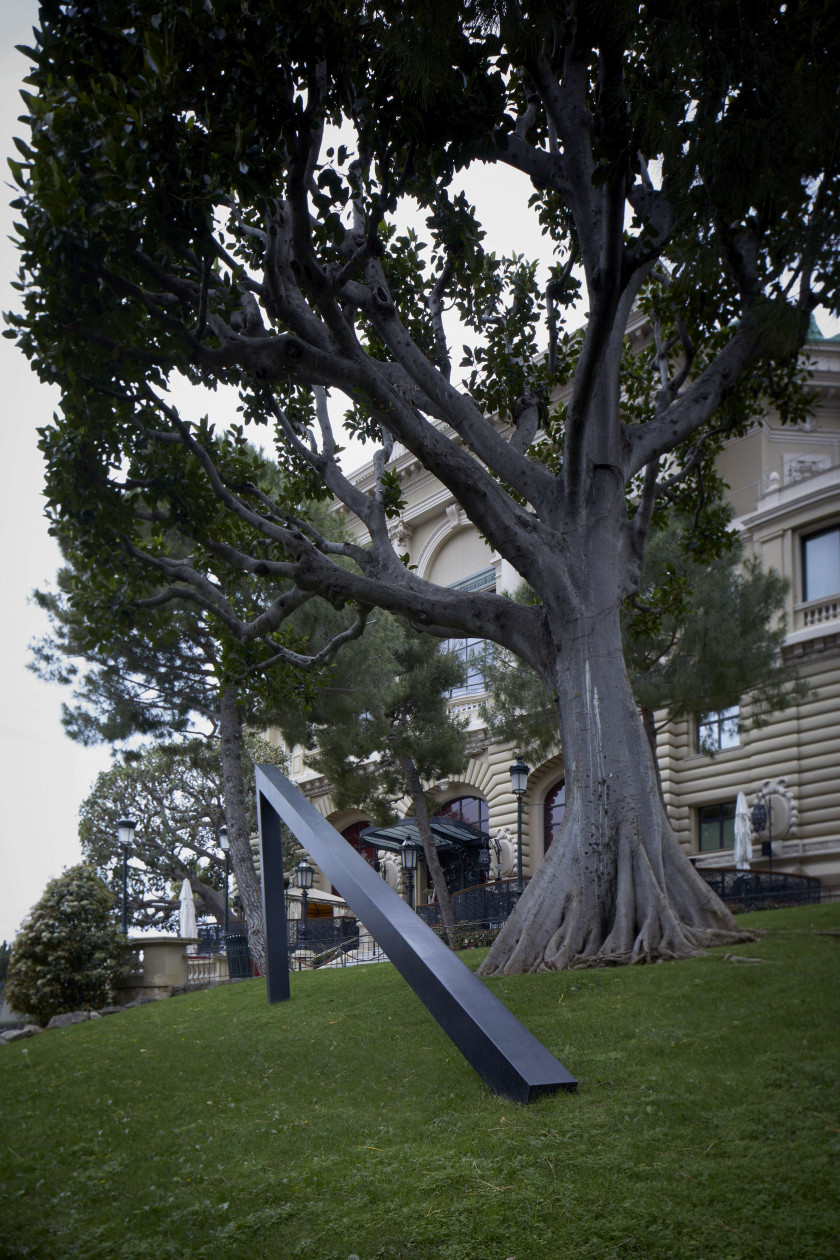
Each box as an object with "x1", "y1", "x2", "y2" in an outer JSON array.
[
  {"x1": 509, "y1": 755, "x2": 530, "y2": 894},
  {"x1": 116, "y1": 818, "x2": 135, "y2": 936},
  {"x1": 218, "y1": 826, "x2": 230, "y2": 936},
  {"x1": 401, "y1": 839, "x2": 418, "y2": 910},
  {"x1": 294, "y1": 858, "x2": 315, "y2": 943}
]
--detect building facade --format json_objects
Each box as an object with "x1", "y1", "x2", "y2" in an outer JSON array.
[{"x1": 278, "y1": 323, "x2": 840, "y2": 904}]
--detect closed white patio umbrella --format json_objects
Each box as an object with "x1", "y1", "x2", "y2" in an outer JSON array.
[
  {"x1": 179, "y1": 878, "x2": 198, "y2": 944},
  {"x1": 733, "y1": 793, "x2": 752, "y2": 870}
]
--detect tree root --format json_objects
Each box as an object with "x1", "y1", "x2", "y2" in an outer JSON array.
[{"x1": 478, "y1": 810, "x2": 758, "y2": 977}]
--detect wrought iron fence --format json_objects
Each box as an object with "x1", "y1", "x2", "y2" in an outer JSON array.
[
  {"x1": 416, "y1": 878, "x2": 528, "y2": 929},
  {"x1": 286, "y1": 915, "x2": 359, "y2": 956},
  {"x1": 698, "y1": 867, "x2": 821, "y2": 910},
  {"x1": 196, "y1": 924, "x2": 226, "y2": 954},
  {"x1": 201, "y1": 864, "x2": 829, "y2": 981},
  {"x1": 291, "y1": 932, "x2": 389, "y2": 971}
]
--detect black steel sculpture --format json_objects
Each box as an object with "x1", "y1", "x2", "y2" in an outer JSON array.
[{"x1": 256, "y1": 764, "x2": 576, "y2": 1104}]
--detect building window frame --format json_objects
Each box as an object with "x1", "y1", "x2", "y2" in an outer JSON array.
[
  {"x1": 801, "y1": 523, "x2": 840, "y2": 603},
  {"x1": 543, "y1": 779, "x2": 566, "y2": 856},
  {"x1": 444, "y1": 568, "x2": 496, "y2": 697},
  {"x1": 697, "y1": 800, "x2": 737, "y2": 852},
  {"x1": 697, "y1": 706, "x2": 740, "y2": 754}
]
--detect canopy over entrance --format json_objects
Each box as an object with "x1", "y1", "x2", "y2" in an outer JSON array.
[{"x1": 360, "y1": 817, "x2": 489, "y2": 852}]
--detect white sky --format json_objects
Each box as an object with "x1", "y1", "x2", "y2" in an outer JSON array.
[{"x1": 0, "y1": 1, "x2": 113, "y2": 941}]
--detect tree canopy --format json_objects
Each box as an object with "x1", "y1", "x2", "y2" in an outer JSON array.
[
  {"x1": 78, "y1": 736, "x2": 298, "y2": 932},
  {"x1": 288, "y1": 614, "x2": 469, "y2": 941},
  {"x1": 8, "y1": 1, "x2": 840, "y2": 971}
]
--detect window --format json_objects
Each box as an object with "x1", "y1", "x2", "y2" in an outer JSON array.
[
  {"x1": 543, "y1": 779, "x2": 566, "y2": 854},
  {"x1": 698, "y1": 801, "x2": 736, "y2": 852},
  {"x1": 331, "y1": 821, "x2": 376, "y2": 895},
  {"x1": 444, "y1": 567, "x2": 496, "y2": 697},
  {"x1": 698, "y1": 706, "x2": 740, "y2": 753},
  {"x1": 444, "y1": 637, "x2": 486, "y2": 697},
  {"x1": 802, "y1": 525, "x2": 840, "y2": 602},
  {"x1": 435, "y1": 796, "x2": 489, "y2": 890},
  {"x1": 437, "y1": 795, "x2": 489, "y2": 832}
]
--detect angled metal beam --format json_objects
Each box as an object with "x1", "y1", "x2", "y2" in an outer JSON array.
[
  {"x1": 256, "y1": 764, "x2": 576, "y2": 1104},
  {"x1": 257, "y1": 780, "x2": 291, "y2": 1003}
]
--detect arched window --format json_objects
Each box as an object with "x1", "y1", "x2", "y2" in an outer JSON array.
[
  {"x1": 437, "y1": 795, "x2": 489, "y2": 832},
  {"x1": 434, "y1": 795, "x2": 489, "y2": 890},
  {"x1": 543, "y1": 780, "x2": 566, "y2": 854},
  {"x1": 340, "y1": 821, "x2": 378, "y2": 864},
  {"x1": 331, "y1": 821, "x2": 376, "y2": 896}
]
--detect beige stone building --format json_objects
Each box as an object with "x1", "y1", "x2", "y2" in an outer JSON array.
[
  {"x1": 281, "y1": 322, "x2": 840, "y2": 905},
  {"x1": 661, "y1": 323, "x2": 840, "y2": 890}
]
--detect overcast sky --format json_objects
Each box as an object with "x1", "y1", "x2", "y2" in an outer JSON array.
[{"x1": 0, "y1": 1, "x2": 114, "y2": 942}]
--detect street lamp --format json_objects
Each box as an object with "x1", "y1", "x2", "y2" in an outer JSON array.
[
  {"x1": 116, "y1": 818, "x2": 136, "y2": 936},
  {"x1": 509, "y1": 755, "x2": 530, "y2": 893},
  {"x1": 218, "y1": 826, "x2": 230, "y2": 936},
  {"x1": 294, "y1": 858, "x2": 315, "y2": 943},
  {"x1": 401, "y1": 839, "x2": 418, "y2": 911}
]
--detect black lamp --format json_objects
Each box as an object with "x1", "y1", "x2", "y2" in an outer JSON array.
[
  {"x1": 115, "y1": 818, "x2": 136, "y2": 936},
  {"x1": 218, "y1": 826, "x2": 230, "y2": 935},
  {"x1": 508, "y1": 755, "x2": 530, "y2": 893},
  {"x1": 400, "y1": 838, "x2": 418, "y2": 911},
  {"x1": 294, "y1": 858, "x2": 315, "y2": 942}
]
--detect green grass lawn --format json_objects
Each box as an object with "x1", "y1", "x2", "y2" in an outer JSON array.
[{"x1": 1, "y1": 902, "x2": 839, "y2": 1260}]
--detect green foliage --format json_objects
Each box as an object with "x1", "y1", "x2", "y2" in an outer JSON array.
[
  {"x1": 9, "y1": 0, "x2": 834, "y2": 534},
  {"x1": 0, "y1": 902, "x2": 838, "y2": 1258},
  {"x1": 290, "y1": 615, "x2": 469, "y2": 823},
  {"x1": 5, "y1": 866, "x2": 129, "y2": 1025},
  {"x1": 5, "y1": 0, "x2": 837, "y2": 691},
  {"x1": 79, "y1": 736, "x2": 291, "y2": 931},
  {"x1": 79, "y1": 742, "x2": 229, "y2": 931},
  {"x1": 624, "y1": 520, "x2": 807, "y2": 727},
  {"x1": 482, "y1": 514, "x2": 805, "y2": 764},
  {"x1": 0, "y1": 940, "x2": 11, "y2": 985}
]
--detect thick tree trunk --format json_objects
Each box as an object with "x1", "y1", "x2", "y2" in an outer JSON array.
[
  {"x1": 184, "y1": 870, "x2": 226, "y2": 925},
  {"x1": 400, "y1": 756, "x2": 459, "y2": 949},
  {"x1": 479, "y1": 596, "x2": 753, "y2": 975},
  {"x1": 218, "y1": 684, "x2": 267, "y2": 973}
]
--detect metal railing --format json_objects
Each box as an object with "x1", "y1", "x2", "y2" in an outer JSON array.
[
  {"x1": 416, "y1": 878, "x2": 528, "y2": 928},
  {"x1": 698, "y1": 867, "x2": 821, "y2": 910},
  {"x1": 297, "y1": 920, "x2": 506, "y2": 970},
  {"x1": 286, "y1": 915, "x2": 359, "y2": 956},
  {"x1": 291, "y1": 932, "x2": 388, "y2": 970},
  {"x1": 199, "y1": 866, "x2": 832, "y2": 981}
]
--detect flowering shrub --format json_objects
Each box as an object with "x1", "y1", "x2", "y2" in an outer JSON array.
[{"x1": 5, "y1": 865, "x2": 130, "y2": 1024}]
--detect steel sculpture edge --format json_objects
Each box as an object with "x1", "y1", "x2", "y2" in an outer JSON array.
[{"x1": 255, "y1": 763, "x2": 576, "y2": 1104}]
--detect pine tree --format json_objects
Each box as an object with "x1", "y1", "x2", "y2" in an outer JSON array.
[{"x1": 287, "y1": 617, "x2": 469, "y2": 946}]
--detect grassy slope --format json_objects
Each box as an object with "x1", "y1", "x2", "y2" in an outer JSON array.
[{"x1": 1, "y1": 903, "x2": 838, "y2": 1260}]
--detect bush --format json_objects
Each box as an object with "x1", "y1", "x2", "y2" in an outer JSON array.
[{"x1": 5, "y1": 865, "x2": 129, "y2": 1024}]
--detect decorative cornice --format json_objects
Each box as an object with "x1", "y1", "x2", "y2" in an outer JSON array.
[
  {"x1": 783, "y1": 630, "x2": 840, "y2": 662},
  {"x1": 466, "y1": 732, "x2": 493, "y2": 758},
  {"x1": 300, "y1": 775, "x2": 331, "y2": 800}
]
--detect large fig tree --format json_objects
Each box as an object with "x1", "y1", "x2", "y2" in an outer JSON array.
[{"x1": 8, "y1": 1, "x2": 839, "y2": 970}]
